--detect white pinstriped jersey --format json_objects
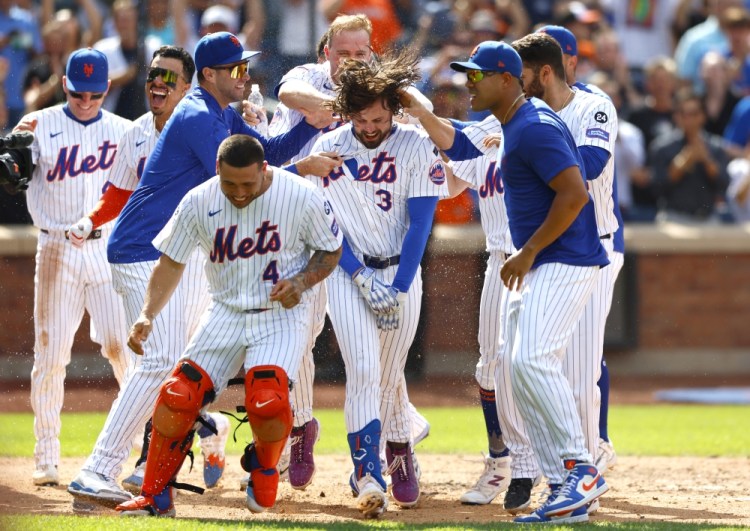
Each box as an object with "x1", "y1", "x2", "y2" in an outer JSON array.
[
  {"x1": 26, "y1": 105, "x2": 131, "y2": 231},
  {"x1": 108, "y1": 112, "x2": 159, "y2": 191},
  {"x1": 559, "y1": 88, "x2": 619, "y2": 237},
  {"x1": 449, "y1": 115, "x2": 513, "y2": 253},
  {"x1": 311, "y1": 123, "x2": 447, "y2": 258},
  {"x1": 153, "y1": 168, "x2": 342, "y2": 311},
  {"x1": 269, "y1": 62, "x2": 344, "y2": 164}
]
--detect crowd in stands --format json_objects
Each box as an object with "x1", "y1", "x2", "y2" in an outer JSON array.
[{"x1": 2, "y1": 0, "x2": 750, "y2": 225}]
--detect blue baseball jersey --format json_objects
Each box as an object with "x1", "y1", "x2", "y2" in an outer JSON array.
[{"x1": 108, "y1": 86, "x2": 319, "y2": 264}]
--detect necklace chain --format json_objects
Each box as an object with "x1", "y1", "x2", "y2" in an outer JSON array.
[
  {"x1": 502, "y1": 93, "x2": 525, "y2": 123},
  {"x1": 559, "y1": 89, "x2": 574, "y2": 111}
]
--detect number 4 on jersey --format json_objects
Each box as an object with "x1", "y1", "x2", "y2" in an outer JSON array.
[{"x1": 263, "y1": 260, "x2": 279, "y2": 284}]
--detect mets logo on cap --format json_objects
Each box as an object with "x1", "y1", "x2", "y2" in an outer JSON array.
[
  {"x1": 429, "y1": 160, "x2": 446, "y2": 185},
  {"x1": 83, "y1": 63, "x2": 94, "y2": 77}
]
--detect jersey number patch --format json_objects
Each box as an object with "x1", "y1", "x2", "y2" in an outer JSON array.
[
  {"x1": 263, "y1": 261, "x2": 279, "y2": 284},
  {"x1": 375, "y1": 190, "x2": 392, "y2": 211}
]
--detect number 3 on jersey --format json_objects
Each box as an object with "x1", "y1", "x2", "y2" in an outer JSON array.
[
  {"x1": 376, "y1": 189, "x2": 392, "y2": 211},
  {"x1": 263, "y1": 260, "x2": 279, "y2": 283}
]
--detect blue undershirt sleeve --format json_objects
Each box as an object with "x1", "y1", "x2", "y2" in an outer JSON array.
[
  {"x1": 579, "y1": 145, "x2": 610, "y2": 181},
  {"x1": 337, "y1": 236, "x2": 364, "y2": 277},
  {"x1": 443, "y1": 127, "x2": 484, "y2": 162},
  {"x1": 392, "y1": 196, "x2": 439, "y2": 293}
]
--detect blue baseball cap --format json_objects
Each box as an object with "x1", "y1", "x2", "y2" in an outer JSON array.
[
  {"x1": 66, "y1": 48, "x2": 109, "y2": 93},
  {"x1": 537, "y1": 25, "x2": 578, "y2": 57},
  {"x1": 194, "y1": 31, "x2": 260, "y2": 72},
  {"x1": 450, "y1": 41, "x2": 522, "y2": 78}
]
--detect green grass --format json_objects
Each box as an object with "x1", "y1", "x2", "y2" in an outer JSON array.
[
  {"x1": 4, "y1": 404, "x2": 750, "y2": 458},
  {"x1": 2, "y1": 515, "x2": 749, "y2": 531}
]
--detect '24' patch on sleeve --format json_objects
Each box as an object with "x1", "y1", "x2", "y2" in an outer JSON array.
[{"x1": 586, "y1": 128, "x2": 610, "y2": 142}]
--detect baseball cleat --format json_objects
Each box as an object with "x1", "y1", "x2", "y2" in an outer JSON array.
[
  {"x1": 352, "y1": 473, "x2": 388, "y2": 519},
  {"x1": 460, "y1": 454, "x2": 511, "y2": 505},
  {"x1": 385, "y1": 443, "x2": 420, "y2": 508},
  {"x1": 68, "y1": 469, "x2": 133, "y2": 507},
  {"x1": 116, "y1": 486, "x2": 175, "y2": 517},
  {"x1": 289, "y1": 418, "x2": 320, "y2": 490},
  {"x1": 33, "y1": 464, "x2": 59, "y2": 486},
  {"x1": 122, "y1": 462, "x2": 145, "y2": 495},
  {"x1": 595, "y1": 438, "x2": 617, "y2": 475},
  {"x1": 543, "y1": 462, "x2": 608, "y2": 517},
  {"x1": 242, "y1": 442, "x2": 280, "y2": 512},
  {"x1": 504, "y1": 476, "x2": 541, "y2": 514},
  {"x1": 587, "y1": 498, "x2": 600, "y2": 514},
  {"x1": 199, "y1": 412, "x2": 230, "y2": 488}
]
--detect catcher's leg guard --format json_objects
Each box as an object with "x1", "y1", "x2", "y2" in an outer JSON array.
[
  {"x1": 141, "y1": 360, "x2": 216, "y2": 496},
  {"x1": 244, "y1": 365, "x2": 293, "y2": 469}
]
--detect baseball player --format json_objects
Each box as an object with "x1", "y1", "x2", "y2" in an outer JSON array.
[
  {"x1": 66, "y1": 31, "x2": 329, "y2": 508},
  {"x1": 66, "y1": 46, "x2": 231, "y2": 507},
  {"x1": 403, "y1": 41, "x2": 609, "y2": 524},
  {"x1": 114, "y1": 134, "x2": 342, "y2": 517},
  {"x1": 536, "y1": 25, "x2": 626, "y2": 475},
  {"x1": 268, "y1": 13, "x2": 431, "y2": 490},
  {"x1": 310, "y1": 50, "x2": 446, "y2": 517},
  {"x1": 13, "y1": 48, "x2": 133, "y2": 487}
]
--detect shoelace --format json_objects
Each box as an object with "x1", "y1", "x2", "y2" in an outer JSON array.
[
  {"x1": 470, "y1": 455, "x2": 495, "y2": 489},
  {"x1": 385, "y1": 453, "x2": 409, "y2": 481},
  {"x1": 553, "y1": 467, "x2": 580, "y2": 501},
  {"x1": 291, "y1": 430, "x2": 305, "y2": 463}
]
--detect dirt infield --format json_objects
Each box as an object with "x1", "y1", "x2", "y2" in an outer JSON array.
[
  {"x1": 1, "y1": 455, "x2": 749, "y2": 525},
  {"x1": 2, "y1": 377, "x2": 750, "y2": 525}
]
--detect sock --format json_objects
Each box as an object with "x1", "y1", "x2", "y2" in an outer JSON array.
[
  {"x1": 598, "y1": 359, "x2": 610, "y2": 442},
  {"x1": 197, "y1": 414, "x2": 217, "y2": 439},
  {"x1": 479, "y1": 387, "x2": 507, "y2": 458}
]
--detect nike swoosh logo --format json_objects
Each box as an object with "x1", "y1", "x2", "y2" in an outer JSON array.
[
  {"x1": 136, "y1": 139, "x2": 146, "y2": 147},
  {"x1": 165, "y1": 387, "x2": 183, "y2": 398},
  {"x1": 50, "y1": 132, "x2": 62, "y2": 138},
  {"x1": 208, "y1": 209, "x2": 222, "y2": 217},
  {"x1": 582, "y1": 474, "x2": 601, "y2": 491},
  {"x1": 255, "y1": 399, "x2": 274, "y2": 408}
]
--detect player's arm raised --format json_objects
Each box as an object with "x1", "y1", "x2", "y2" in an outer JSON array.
[{"x1": 128, "y1": 254, "x2": 186, "y2": 354}]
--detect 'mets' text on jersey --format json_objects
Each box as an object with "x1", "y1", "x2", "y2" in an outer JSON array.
[
  {"x1": 310, "y1": 124, "x2": 447, "y2": 259},
  {"x1": 153, "y1": 168, "x2": 342, "y2": 311}
]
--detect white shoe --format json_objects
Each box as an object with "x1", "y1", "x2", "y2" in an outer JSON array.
[
  {"x1": 459, "y1": 454, "x2": 511, "y2": 504},
  {"x1": 240, "y1": 472, "x2": 250, "y2": 491},
  {"x1": 68, "y1": 469, "x2": 133, "y2": 508},
  {"x1": 278, "y1": 436, "x2": 291, "y2": 482},
  {"x1": 200, "y1": 412, "x2": 230, "y2": 488},
  {"x1": 122, "y1": 462, "x2": 145, "y2": 495},
  {"x1": 33, "y1": 465, "x2": 59, "y2": 486},
  {"x1": 588, "y1": 498, "x2": 600, "y2": 514},
  {"x1": 595, "y1": 438, "x2": 617, "y2": 475},
  {"x1": 355, "y1": 474, "x2": 388, "y2": 518}
]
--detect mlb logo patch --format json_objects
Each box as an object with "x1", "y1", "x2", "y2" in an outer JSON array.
[
  {"x1": 331, "y1": 218, "x2": 339, "y2": 236},
  {"x1": 586, "y1": 128, "x2": 610, "y2": 142},
  {"x1": 429, "y1": 161, "x2": 446, "y2": 185}
]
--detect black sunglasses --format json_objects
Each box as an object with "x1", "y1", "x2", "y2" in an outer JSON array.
[
  {"x1": 147, "y1": 67, "x2": 182, "y2": 88},
  {"x1": 69, "y1": 91, "x2": 105, "y2": 100}
]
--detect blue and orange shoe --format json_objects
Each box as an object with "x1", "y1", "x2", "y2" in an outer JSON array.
[{"x1": 543, "y1": 461, "x2": 608, "y2": 517}]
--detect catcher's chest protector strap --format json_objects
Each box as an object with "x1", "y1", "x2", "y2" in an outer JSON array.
[
  {"x1": 244, "y1": 365, "x2": 293, "y2": 469},
  {"x1": 142, "y1": 360, "x2": 216, "y2": 496}
]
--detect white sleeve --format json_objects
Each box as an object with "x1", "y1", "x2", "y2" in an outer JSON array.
[
  {"x1": 109, "y1": 130, "x2": 140, "y2": 190},
  {"x1": 580, "y1": 98, "x2": 618, "y2": 153},
  {"x1": 300, "y1": 188, "x2": 343, "y2": 252},
  {"x1": 152, "y1": 197, "x2": 201, "y2": 264},
  {"x1": 409, "y1": 141, "x2": 449, "y2": 198}
]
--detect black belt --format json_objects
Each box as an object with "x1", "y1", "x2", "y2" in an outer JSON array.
[
  {"x1": 40, "y1": 228, "x2": 102, "y2": 240},
  {"x1": 243, "y1": 308, "x2": 269, "y2": 314},
  {"x1": 363, "y1": 254, "x2": 400, "y2": 269},
  {"x1": 600, "y1": 233, "x2": 612, "y2": 240}
]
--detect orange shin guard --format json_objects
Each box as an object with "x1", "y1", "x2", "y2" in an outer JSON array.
[
  {"x1": 244, "y1": 365, "x2": 292, "y2": 469},
  {"x1": 142, "y1": 360, "x2": 215, "y2": 495}
]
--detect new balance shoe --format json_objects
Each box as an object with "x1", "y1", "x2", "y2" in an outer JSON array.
[
  {"x1": 198, "y1": 412, "x2": 230, "y2": 488},
  {"x1": 385, "y1": 443, "x2": 420, "y2": 507},
  {"x1": 351, "y1": 473, "x2": 388, "y2": 518},
  {"x1": 68, "y1": 469, "x2": 133, "y2": 508},
  {"x1": 122, "y1": 462, "x2": 145, "y2": 495},
  {"x1": 32, "y1": 465, "x2": 59, "y2": 486},
  {"x1": 460, "y1": 454, "x2": 511, "y2": 505},
  {"x1": 116, "y1": 486, "x2": 175, "y2": 517},
  {"x1": 595, "y1": 438, "x2": 617, "y2": 475},
  {"x1": 289, "y1": 418, "x2": 319, "y2": 490},
  {"x1": 504, "y1": 476, "x2": 541, "y2": 514},
  {"x1": 543, "y1": 462, "x2": 608, "y2": 517}
]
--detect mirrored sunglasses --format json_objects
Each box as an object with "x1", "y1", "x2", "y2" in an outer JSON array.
[
  {"x1": 213, "y1": 62, "x2": 249, "y2": 79},
  {"x1": 466, "y1": 70, "x2": 496, "y2": 84},
  {"x1": 69, "y1": 91, "x2": 105, "y2": 100},
  {"x1": 147, "y1": 67, "x2": 182, "y2": 88}
]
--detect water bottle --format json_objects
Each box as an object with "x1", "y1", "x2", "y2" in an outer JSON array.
[{"x1": 247, "y1": 84, "x2": 268, "y2": 136}]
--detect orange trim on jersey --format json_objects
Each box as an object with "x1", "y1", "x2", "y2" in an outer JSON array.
[{"x1": 89, "y1": 185, "x2": 132, "y2": 229}]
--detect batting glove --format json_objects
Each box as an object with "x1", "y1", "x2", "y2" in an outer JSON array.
[
  {"x1": 352, "y1": 267, "x2": 398, "y2": 313},
  {"x1": 376, "y1": 289, "x2": 408, "y2": 331},
  {"x1": 67, "y1": 216, "x2": 93, "y2": 248}
]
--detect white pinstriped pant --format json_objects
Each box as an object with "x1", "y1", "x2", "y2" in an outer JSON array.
[
  {"x1": 327, "y1": 265, "x2": 422, "y2": 443},
  {"x1": 501, "y1": 262, "x2": 598, "y2": 484},
  {"x1": 290, "y1": 282, "x2": 325, "y2": 427},
  {"x1": 475, "y1": 250, "x2": 510, "y2": 389},
  {"x1": 31, "y1": 231, "x2": 131, "y2": 468},
  {"x1": 83, "y1": 252, "x2": 209, "y2": 479}
]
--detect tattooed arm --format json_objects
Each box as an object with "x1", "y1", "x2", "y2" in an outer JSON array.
[{"x1": 269, "y1": 246, "x2": 342, "y2": 308}]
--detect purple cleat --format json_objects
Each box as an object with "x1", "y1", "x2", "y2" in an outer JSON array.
[
  {"x1": 385, "y1": 443, "x2": 420, "y2": 508},
  {"x1": 289, "y1": 418, "x2": 320, "y2": 490}
]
